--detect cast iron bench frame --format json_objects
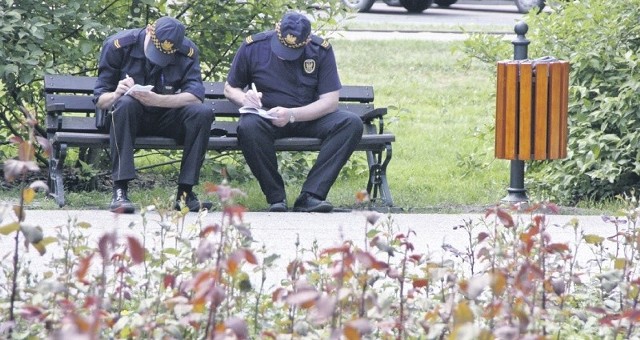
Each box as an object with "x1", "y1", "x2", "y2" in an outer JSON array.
[{"x1": 44, "y1": 74, "x2": 395, "y2": 208}]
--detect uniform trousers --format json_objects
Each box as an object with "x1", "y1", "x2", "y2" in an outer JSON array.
[
  {"x1": 108, "y1": 96, "x2": 215, "y2": 185},
  {"x1": 237, "y1": 109, "x2": 363, "y2": 204}
]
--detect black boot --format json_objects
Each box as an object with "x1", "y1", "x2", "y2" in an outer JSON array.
[
  {"x1": 109, "y1": 187, "x2": 135, "y2": 214},
  {"x1": 175, "y1": 191, "x2": 213, "y2": 212},
  {"x1": 293, "y1": 192, "x2": 333, "y2": 213}
]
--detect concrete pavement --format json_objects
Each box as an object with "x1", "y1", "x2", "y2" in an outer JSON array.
[{"x1": 0, "y1": 207, "x2": 620, "y2": 288}]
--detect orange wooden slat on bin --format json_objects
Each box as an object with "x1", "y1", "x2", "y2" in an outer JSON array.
[
  {"x1": 504, "y1": 62, "x2": 519, "y2": 160},
  {"x1": 534, "y1": 62, "x2": 549, "y2": 160},
  {"x1": 560, "y1": 61, "x2": 570, "y2": 158},
  {"x1": 549, "y1": 62, "x2": 563, "y2": 159},
  {"x1": 518, "y1": 62, "x2": 533, "y2": 160},
  {"x1": 495, "y1": 61, "x2": 507, "y2": 159}
]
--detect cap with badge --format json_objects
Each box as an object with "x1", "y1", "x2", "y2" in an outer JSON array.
[
  {"x1": 271, "y1": 12, "x2": 312, "y2": 61},
  {"x1": 146, "y1": 16, "x2": 185, "y2": 67}
]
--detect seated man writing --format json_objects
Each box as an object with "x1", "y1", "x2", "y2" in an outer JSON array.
[
  {"x1": 94, "y1": 16, "x2": 215, "y2": 213},
  {"x1": 224, "y1": 11, "x2": 363, "y2": 212}
]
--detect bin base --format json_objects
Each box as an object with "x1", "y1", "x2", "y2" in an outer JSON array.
[{"x1": 501, "y1": 188, "x2": 528, "y2": 203}]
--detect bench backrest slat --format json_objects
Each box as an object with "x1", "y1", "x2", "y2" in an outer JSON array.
[
  {"x1": 44, "y1": 75, "x2": 96, "y2": 94},
  {"x1": 44, "y1": 75, "x2": 374, "y2": 103}
]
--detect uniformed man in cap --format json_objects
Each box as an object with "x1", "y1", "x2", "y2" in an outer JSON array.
[
  {"x1": 224, "y1": 11, "x2": 363, "y2": 213},
  {"x1": 94, "y1": 16, "x2": 215, "y2": 214}
]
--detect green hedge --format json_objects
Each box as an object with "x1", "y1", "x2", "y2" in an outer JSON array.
[{"x1": 462, "y1": 0, "x2": 640, "y2": 205}]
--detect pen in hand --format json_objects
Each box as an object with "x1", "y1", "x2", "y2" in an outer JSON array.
[{"x1": 250, "y1": 82, "x2": 262, "y2": 108}]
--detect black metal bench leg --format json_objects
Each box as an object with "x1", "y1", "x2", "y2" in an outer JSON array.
[
  {"x1": 366, "y1": 152, "x2": 378, "y2": 199},
  {"x1": 366, "y1": 143, "x2": 394, "y2": 207},
  {"x1": 49, "y1": 143, "x2": 67, "y2": 207},
  {"x1": 377, "y1": 143, "x2": 393, "y2": 206}
]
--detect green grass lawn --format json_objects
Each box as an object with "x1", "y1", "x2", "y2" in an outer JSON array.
[{"x1": 331, "y1": 38, "x2": 509, "y2": 211}]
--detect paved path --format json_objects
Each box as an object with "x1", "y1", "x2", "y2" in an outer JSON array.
[{"x1": 0, "y1": 207, "x2": 621, "y2": 288}]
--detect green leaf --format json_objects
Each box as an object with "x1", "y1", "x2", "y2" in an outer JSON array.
[
  {"x1": 163, "y1": 248, "x2": 180, "y2": 256},
  {"x1": 366, "y1": 229, "x2": 380, "y2": 238},
  {"x1": 583, "y1": 234, "x2": 604, "y2": 245},
  {"x1": 0, "y1": 222, "x2": 20, "y2": 235},
  {"x1": 76, "y1": 221, "x2": 91, "y2": 229}
]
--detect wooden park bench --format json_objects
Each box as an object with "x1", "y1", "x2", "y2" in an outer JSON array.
[{"x1": 44, "y1": 74, "x2": 395, "y2": 208}]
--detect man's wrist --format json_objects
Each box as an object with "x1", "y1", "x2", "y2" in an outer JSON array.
[{"x1": 288, "y1": 110, "x2": 296, "y2": 124}]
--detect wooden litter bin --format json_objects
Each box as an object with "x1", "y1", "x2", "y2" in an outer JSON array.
[{"x1": 495, "y1": 59, "x2": 570, "y2": 160}]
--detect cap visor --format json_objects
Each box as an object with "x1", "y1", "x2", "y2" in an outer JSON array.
[
  {"x1": 270, "y1": 34, "x2": 303, "y2": 61},
  {"x1": 146, "y1": 45, "x2": 174, "y2": 67}
]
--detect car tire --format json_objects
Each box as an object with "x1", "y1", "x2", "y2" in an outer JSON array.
[
  {"x1": 514, "y1": 0, "x2": 546, "y2": 13},
  {"x1": 434, "y1": 0, "x2": 457, "y2": 7},
  {"x1": 383, "y1": 0, "x2": 402, "y2": 6},
  {"x1": 341, "y1": 0, "x2": 377, "y2": 12},
  {"x1": 399, "y1": 0, "x2": 434, "y2": 12}
]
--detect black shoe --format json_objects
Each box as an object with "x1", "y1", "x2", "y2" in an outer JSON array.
[
  {"x1": 268, "y1": 200, "x2": 288, "y2": 212},
  {"x1": 175, "y1": 191, "x2": 213, "y2": 212},
  {"x1": 109, "y1": 188, "x2": 135, "y2": 214},
  {"x1": 293, "y1": 193, "x2": 333, "y2": 213}
]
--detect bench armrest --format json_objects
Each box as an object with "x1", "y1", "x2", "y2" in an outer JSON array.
[
  {"x1": 46, "y1": 103, "x2": 66, "y2": 114},
  {"x1": 361, "y1": 107, "x2": 387, "y2": 122}
]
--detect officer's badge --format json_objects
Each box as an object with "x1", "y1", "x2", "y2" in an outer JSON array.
[
  {"x1": 285, "y1": 34, "x2": 297, "y2": 46},
  {"x1": 304, "y1": 59, "x2": 316, "y2": 74},
  {"x1": 161, "y1": 40, "x2": 174, "y2": 53}
]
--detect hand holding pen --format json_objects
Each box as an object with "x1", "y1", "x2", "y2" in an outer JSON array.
[
  {"x1": 245, "y1": 82, "x2": 263, "y2": 108},
  {"x1": 115, "y1": 74, "x2": 135, "y2": 97}
]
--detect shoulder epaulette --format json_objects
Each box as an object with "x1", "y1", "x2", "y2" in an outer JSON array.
[
  {"x1": 245, "y1": 32, "x2": 269, "y2": 45},
  {"x1": 310, "y1": 35, "x2": 331, "y2": 49},
  {"x1": 179, "y1": 41, "x2": 198, "y2": 59},
  {"x1": 113, "y1": 34, "x2": 136, "y2": 49}
]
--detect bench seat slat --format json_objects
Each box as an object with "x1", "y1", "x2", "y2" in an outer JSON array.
[{"x1": 53, "y1": 132, "x2": 394, "y2": 151}]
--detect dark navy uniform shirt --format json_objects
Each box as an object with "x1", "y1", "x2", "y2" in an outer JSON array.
[
  {"x1": 226, "y1": 31, "x2": 341, "y2": 109},
  {"x1": 94, "y1": 28, "x2": 205, "y2": 101}
]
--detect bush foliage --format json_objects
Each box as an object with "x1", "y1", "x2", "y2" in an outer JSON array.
[
  {"x1": 462, "y1": 0, "x2": 640, "y2": 205},
  {"x1": 4, "y1": 179, "x2": 640, "y2": 337},
  {"x1": 0, "y1": 0, "x2": 347, "y2": 165}
]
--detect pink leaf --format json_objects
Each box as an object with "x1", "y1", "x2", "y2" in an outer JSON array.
[
  {"x1": 285, "y1": 290, "x2": 319, "y2": 307},
  {"x1": 127, "y1": 236, "x2": 145, "y2": 264},
  {"x1": 224, "y1": 317, "x2": 249, "y2": 339}
]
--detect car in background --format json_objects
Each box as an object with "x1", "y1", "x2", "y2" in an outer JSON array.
[
  {"x1": 342, "y1": 0, "x2": 432, "y2": 13},
  {"x1": 342, "y1": 0, "x2": 546, "y2": 13}
]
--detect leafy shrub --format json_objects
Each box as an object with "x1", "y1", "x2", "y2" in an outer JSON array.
[
  {"x1": 4, "y1": 167, "x2": 640, "y2": 338},
  {"x1": 462, "y1": 0, "x2": 640, "y2": 205},
  {"x1": 0, "y1": 0, "x2": 348, "y2": 180}
]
